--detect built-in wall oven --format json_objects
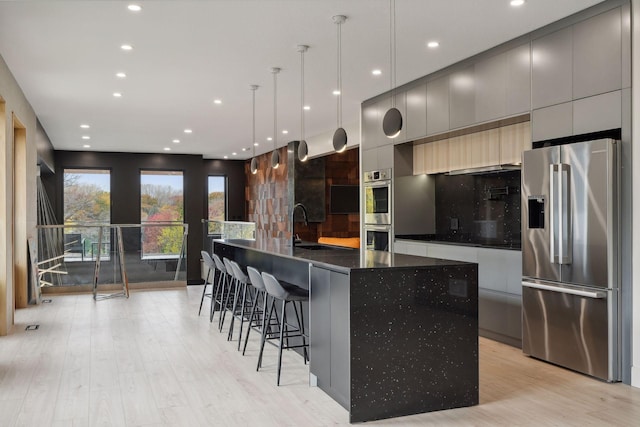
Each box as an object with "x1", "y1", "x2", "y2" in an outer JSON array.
[{"x1": 364, "y1": 168, "x2": 392, "y2": 252}]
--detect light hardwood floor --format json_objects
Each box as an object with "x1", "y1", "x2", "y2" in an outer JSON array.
[{"x1": 1, "y1": 287, "x2": 639, "y2": 426}]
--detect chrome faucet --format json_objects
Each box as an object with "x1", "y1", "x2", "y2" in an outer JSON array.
[{"x1": 292, "y1": 203, "x2": 308, "y2": 247}]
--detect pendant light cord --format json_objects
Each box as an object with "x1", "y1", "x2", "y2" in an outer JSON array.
[
  {"x1": 252, "y1": 86, "x2": 257, "y2": 158},
  {"x1": 301, "y1": 48, "x2": 305, "y2": 142},
  {"x1": 337, "y1": 18, "x2": 342, "y2": 128},
  {"x1": 273, "y1": 69, "x2": 278, "y2": 152},
  {"x1": 390, "y1": 0, "x2": 396, "y2": 108}
]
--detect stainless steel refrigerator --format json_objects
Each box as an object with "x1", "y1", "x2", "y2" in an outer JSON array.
[{"x1": 521, "y1": 138, "x2": 620, "y2": 382}]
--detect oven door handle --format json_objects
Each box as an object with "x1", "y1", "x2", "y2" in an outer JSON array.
[
  {"x1": 365, "y1": 225, "x2": 391, "y2": 231},
  {"x1": 364, "y1": 180, "x2": 391, "y2": 188}
]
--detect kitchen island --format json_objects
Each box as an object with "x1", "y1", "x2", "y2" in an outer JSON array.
[{"x1": 214, "y1": 239, "x2": 478, "y2": 423}]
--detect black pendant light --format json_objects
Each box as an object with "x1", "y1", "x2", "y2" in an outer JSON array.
[
  {"x1": 297, "y1": 45, "x2": 309, "y2": 161},
  {"x1": 270, "y1": 67, "x2": 281, "y2": 169},
  {"x1": 332, "y1": 15, "x2": 348, "y2": 153},
  {"x1": 383, "y1": 0, "x2": 403, "y2": 139},
  {"x1": 249, "y1": 84, "x2": 259, "y2": 175}
]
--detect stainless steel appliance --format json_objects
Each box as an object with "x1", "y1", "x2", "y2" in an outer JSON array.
[
  {"x1": 364, "y1": 168, "x2": 392, "y2": 225},
  {"x1": 521, "y1": 138, "x2": 620, "y2": 382},
  {"x1": 364, "y1": 225, "x2": 391, "y2": 252}
]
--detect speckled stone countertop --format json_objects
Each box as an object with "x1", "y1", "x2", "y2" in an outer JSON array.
[{"x1": 217, "y1": 238, "x2": 472, "y2": 273}]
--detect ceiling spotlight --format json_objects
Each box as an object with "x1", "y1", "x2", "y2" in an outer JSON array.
[
  {"x1": 510, "y1": 0, "x2": 525, "y2": 6},
  {"x1": 80, "y1": 124, "x2": 90, "y2": 129},
  {"x1": 164, "y1": 147, "x2": 171, "y2": 151},
  {"x1": 184, "y1": 129, "x2": 192, "y2": 134},
  {"x1": 232, "y1": 152, "x2": 237, "y2": 156},
  {"x1": 427, "y1": 41, "x2": 440, "y2": 48},
  {"x1": 172, "y1": 139, "x2": 180, "y2": 143},
  {"x1": 282, "y1": 130, "x2": 288, "y2": 134},
  {"x1": 82, "y1": 135, "x2": 90, "y2": 140},
  {"x1": 223, "y1": 155, "x2": 228, "y2": 159},
  {"x1": 372, "y1": 69, "x2": 382, "y2": 76},
  {"x1": 127, "y1": 4, "x2": 142, "y2": 12},
  {"x1": 213, "y1": 99, "x2": 222, "y2": 104},
  {"x1": 113, "y1": 92, "x2": 122, "y2": 97},
  {"x1": 267, "y1": 137, "x2": 272, "y2": 141},
  {"x1": 83, "y1": 144, "x2": 91, "y2": 148},
  {"x1": 116, "y1": 72, "x2": 126, "y2": 78},
  {"x1": 303, "y1": 105, "x2": 310, "y2": 110},
  {"x1": 242, "y1": 148, "x2": 247, "y2": 152},
  {"x1": 254, "y1": 142, "x2": 259, "y2": 146},
  {"x1": 120, "y1": 44, "x2": 133, "y2": 51},
  {"x1": 332, "y1": 90, "x2": 341, "y2": 95}
]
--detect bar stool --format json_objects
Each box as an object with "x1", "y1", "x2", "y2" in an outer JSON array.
[
  {"x1": 198, "y1": 251, "x2": 216, "y2": 316},
  {"x1": 258, "y1": 272, "x2": 309, "y2": 386},
  {"x1": 219, "y1": 257, "x2": 237, "y2": 332},
  {"x1": 243, "y1": 266, "x2": 279, "y2": 356},
  {"x1": 228, "y1": 260, "x2": 255, "y2": 347},
  {"x1": 209, "y1": 253, "x2": 229, "y2": 323}
]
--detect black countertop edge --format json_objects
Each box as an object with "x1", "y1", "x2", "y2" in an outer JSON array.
[
  {"x1": 395, "y1": 236, "x2": 522, "y2": 251},
  {"x1": 214, "y1": 238, "x2": 475, "y2": 272}
]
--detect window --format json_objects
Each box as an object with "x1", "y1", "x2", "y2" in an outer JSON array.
[
  {"x1": 63, "y1": 169, "x2": 110, "y2": 260},
  {"x1": 208, "y1": 176, "x2": 226, "y2": 234},
  {"x1": 140, "y1": 170, "x2": 184, "y2": 258}
]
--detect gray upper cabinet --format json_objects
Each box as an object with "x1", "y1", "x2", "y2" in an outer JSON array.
[
  {"x1": 449, "y1": 65, "x2": 475, "y2": 129},
  {"x1": 532, "y1": 27, "x2": 573, "y2": 109},
  {"x1": 531, "y1": 102, "x2": 573, "y2": 141},
  {"x1": 475, "y1": 53, "x2": 507, "y2": 123},
  {"x1": 388, "y1": 91, "x2": 407, "y2": 144},
  {"x1": 405, "y1": 83, "x2": 427, "y2": 141},
  {"x1": 361, "y1": 102, "x2": 379, "y2": 150},
  {"x1": 573, "y1": 8, "x2": 622, "y2": 100},
  {"x1": 426, "y1": 75, "x2": 449, "y2": 135},
  {"x1": 573, "y1": 90, "x2": 621, "y2": 135},
  {"x1": 505, "y1": 43, "x2": 531, "y2": 115}
]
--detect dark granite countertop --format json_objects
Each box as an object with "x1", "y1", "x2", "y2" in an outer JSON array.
[{"x1": 215, "y1": 238, "x2": 473, "y2": 273}]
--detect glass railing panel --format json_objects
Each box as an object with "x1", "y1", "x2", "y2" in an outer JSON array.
[{"x1": 201, "y1": 220, "x2": 255, "y2": 253}]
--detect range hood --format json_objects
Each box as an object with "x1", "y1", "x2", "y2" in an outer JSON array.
[{"x1": 446, "y1": 164, "x2": 521, "y2": 176}]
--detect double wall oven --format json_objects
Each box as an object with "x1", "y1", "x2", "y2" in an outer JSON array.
[{"x1": 364, "y1": 168, "x2": 392, "y2": 252}]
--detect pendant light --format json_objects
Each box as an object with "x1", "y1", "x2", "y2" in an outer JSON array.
[
  {"x1": 332, "y1": 15, "x2": 348, "y2": 153},
  {"x1": 297, "y1": 45, "x2": 309, "y2": 162},
  {"x1": 383, "y1": 0, "x2": 403, "y2": 138},
  {"x1": 249, "y1": 84, "x2": 259, "y2": 175},
  {"x1": 270, "y1": 67, "x2": 281, "y2": 169}
]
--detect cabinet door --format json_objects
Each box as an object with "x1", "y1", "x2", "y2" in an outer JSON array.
[
  {"x1": 475, "y1": 53, "x2": 507, "y2": 123},
  {"x1": 405, "y1": 83, "x2": 427, "y2": 141},
  {"x1": 573, "y1": 90, "x2": 621, "y2": 135},
  {"x1": 361, "y1": 102, "x2": 379, "y2": 150},
  {"x1": 471, "y1": 128, "x2": 500, "y2": 168},
  {"x1": 426, "y1": 75, "x2": 450, "y2": 135},
  {"x1": 531, "y1": 102, "x2": 573, "y2": 142},
  {"x1": 362, "y1": 148, "x2": 378, "y2": 172},
  {"x1": 425, "y1": 139, "x2": 449, "y2": 174},
  {"x1": 573, "y1": 8, "x2": 622, "y2": 99},
  {"x1": 376, "y1": 144, "x2": 394, "y2": 170},
  {"x1": 413, "y1": 143, "x2": 426, "y2": 175},
  {"x1": 506, "y1": 43, "x2": 531, "y2": 115},
  {"x1": 500, "y1": 121, "x2": 531, "y2": 165},
  {"x1": 448, "y1": 134, "x2": 474, "y2": 172},
  {"x1": 449, "y1": 65, "x2": 475, "y2": 129},
  {"x1": 532, "y1": 27, "x2": 573, "y2": 109}
]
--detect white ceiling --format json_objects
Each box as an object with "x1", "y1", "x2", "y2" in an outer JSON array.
[{"x1": 0, "y1": 0, "x2": 603, "y2": 160}]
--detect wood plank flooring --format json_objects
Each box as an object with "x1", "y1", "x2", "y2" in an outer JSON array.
[{"x1": 1, "y1": 287, "x2": 639, "y2": 426}]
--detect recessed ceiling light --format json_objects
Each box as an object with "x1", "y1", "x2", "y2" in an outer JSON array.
[
  {"x1": 242, "y1": 148, "x2": 247, "y2": 152},
  {"x1": 164, "y1": 147, "x2": 171, "y2": 151},
  {"x1": 116, "y1": 72, "x2": 126, "y2": 78},
  {"x1": 282, "y1": 130, "x2": 288, "y2": 134},
  {"x1": 267, "y1": 137, "x2": 273, "y2": 141},
  {"x1": 332, "y1": 90, "x2": 341, "y2": 95},
  {"x1": 372, "y1": 69, "x2": 382, "y2": 76},
  {"x1": 213, "y1": 99, "x2": 222, "y2": 105},
  {"x1": 303, "y1": 105, "x2": 311, "y2": 110},
  {"x1": 427, "y1": 41, "x2": 440, "y2": 48},
  {"x1": 223, "y1": 155, "x2": 228, "y2": 159},
  {"x1": 113, "y1": 92, "x2": 122, "y2": 97},
  {"x1": 510, "y1": 0, "x2": 525, "y2": 6},
  {"x1": 232, "y1": 152, "x2": 237, "y2": 156},
  {"x1": 127, "y1": 4, "x2": 142, "y2": 12},
  {"x1": 120, "y1": 44, "x2": 133, "y2": 51},
  {"x1": 82, "y1": 135, "x2": 90, "y2": 140},
  {"x1": 253, "y1": 142, "x2": 259, "y2": 146},
  {"x1": 184, "y1": 129, "x2": 192, "y2": 134},
  {"x1": 172, "y1": 139, "x2": 180, "y2": 143},
  {"x1": 80, "y1": 124, "x2": 90, "y2": 129},
  {"x1": 83, "y1": 144, "x2": 91, "y2": 148}
]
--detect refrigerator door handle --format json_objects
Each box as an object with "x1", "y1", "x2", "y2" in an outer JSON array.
[
  {"x1": 522, "y1": 281, "x2": 606, "y2": 299},
  {"x1": 549, "y1": 164, "x2": 558, "y2": 264},
  {"x1": 559, "y1": 163, "x2": 572, "y2": 264}
]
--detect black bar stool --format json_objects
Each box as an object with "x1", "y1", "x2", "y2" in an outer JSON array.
[
  {"x1": 228, "y1": 260, "x2": 255, "y2": 348},
  {"x1": 210, "y1": 253, "x2": 229, "y2": 323},
  {"x1": 258, "y1": 272, "x2": 309, "y2": 386},
  {"x1": 219, "y1": 257, "x2": 237, "y2": 332}
]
